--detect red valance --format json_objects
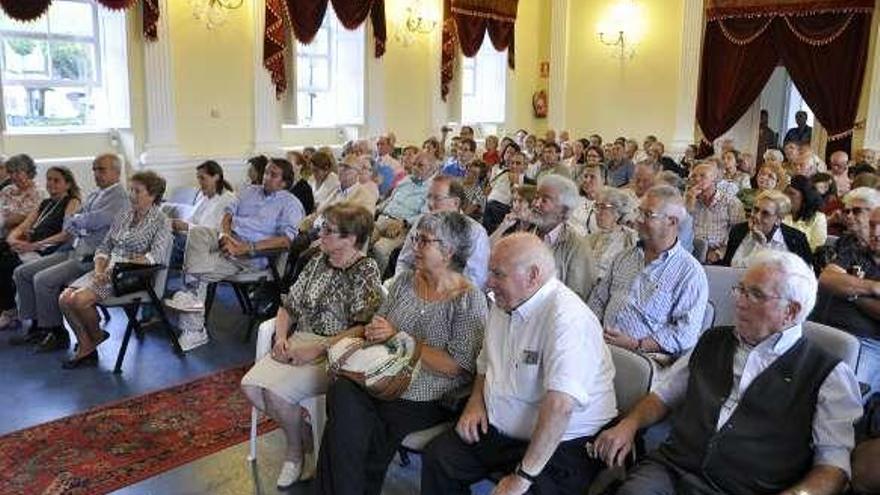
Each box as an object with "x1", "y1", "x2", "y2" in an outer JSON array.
[
  {"x1": 0, "y1": 0, "x2": 158, "y2": 41},
  {"x1": 263, "y1": 0, "x2": 387, "y2": 99},
  {"x1": 707, "y1": 0, "x2": 873, "y2": 20},
  {"x1": 697, "y1": 11, "x2": 872, "y2": 159},
  {"x1": 441, "y1": 0, "x2": 517, "y2": 101}
]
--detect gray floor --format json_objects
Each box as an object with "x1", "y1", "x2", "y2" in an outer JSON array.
[{"x1": 0, "y1": 284, "x2": 492, "y2": 495}]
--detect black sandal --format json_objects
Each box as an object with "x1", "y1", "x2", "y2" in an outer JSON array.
[{"x1": 61, "y1": 350, "x2": 99, "y2": 369}]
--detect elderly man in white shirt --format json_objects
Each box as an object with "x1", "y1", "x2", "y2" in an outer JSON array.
[
  {"x1": 421, "y1": 233, "x2": 617, "y2": 495},
  {"x1": 595, "y1": 250, "x2": 862, "y2": 495}
]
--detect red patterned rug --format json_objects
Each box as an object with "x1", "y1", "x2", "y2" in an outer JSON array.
[{"x1": 0, "y1": 365, "x2": 276, "y2": 495}]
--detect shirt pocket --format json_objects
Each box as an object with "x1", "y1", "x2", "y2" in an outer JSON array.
[
  {"x1": 511, "y1": 355, "x2": 543, "y2": 400},
  {"x1": 638, "y1": 279, "x2": 675, "y2": 325}
]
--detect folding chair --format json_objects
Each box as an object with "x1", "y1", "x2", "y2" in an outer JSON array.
[
  {"x1": 98, "y1": 235, "x2": 182, "y2": 374},
  {"x1": 704, "y1": 265, "x2": 747, "y2": 327}
]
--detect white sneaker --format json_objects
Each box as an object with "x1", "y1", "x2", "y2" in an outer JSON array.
[
  {"x1": 299, "y1": 452, "x2": 316, "y2": 481},
  {"x1": 164, "y1": 291, "x2": 204, "y2": 313},
  {"x1": 177, "y1": 328, "x2": 209, "y2": 352},
  {"x1": 276, "y1": 460, "x2": 303, "y2": 489}
]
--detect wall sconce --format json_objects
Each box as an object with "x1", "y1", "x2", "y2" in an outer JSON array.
[
  {"x1": 597, "y1": 0, "x2": 643, "y2": 60},
  {"x1": 395, "y1": 0, "x2": 438, "y2": 47},
  {"x1": 190, "y1": 0, "x2": 244, "y2": 30}
]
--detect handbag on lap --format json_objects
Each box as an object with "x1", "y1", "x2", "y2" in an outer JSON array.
[{"x1": 327, "y1": 332, "x2": 422, "y2": 401}]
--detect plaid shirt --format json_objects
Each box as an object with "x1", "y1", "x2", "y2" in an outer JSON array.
[{"x1": 691, "y1": 189, "x2": 745, "y2": 249}]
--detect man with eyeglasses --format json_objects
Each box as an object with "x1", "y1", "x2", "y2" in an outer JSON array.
[
  {"x1": 721, "y1": 190, "x2": 812, "y2": 268},
  {"x1": 370, "y1": 152, "x2": 437, "y2": 274},
  {"x1": 817, "y1": 188, "x2": 880, "y2": 391},
  {"x1": 595, "y1": 250, "x2": 862, "y2": 495},
  {"x1": 394, "y1": 175, "x2": 490, "y2": 288},
  {"x1": 588, "y1": 185, "x2": 708, "y2": 368}
]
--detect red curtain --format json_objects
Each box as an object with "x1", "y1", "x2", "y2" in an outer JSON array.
[
  {"x1": 696, "y1": 8, "x2": 872, "y2": 157},
  {"x1": 441, "y1": 0, "x2": 517, "y2": 101},
  {"x1": 264, "y1": 0, "x2": 387, "y2": 99},
  {"x1": 0, "y1": 0, "x2": 157, "y2": 40}
]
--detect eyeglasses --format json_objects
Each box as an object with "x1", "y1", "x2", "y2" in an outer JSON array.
[
  {"x1": 413, "y1": 234, "x2": 443, "y2": 247},
  {"x1": 427, "y1": 193, "x2": 451, "y2": 201},
  {"x1": 636, "y1": 209, "x2": 667, "y2": 221},
  {"x1": 319, "y1": 224, "x2": 342, "y2": 237},
  {"x1": 731, "y1": 284, "x2": 788, "y2": 304},
  {"x1": 843, "y1": 207, "x2": 869, "y2": 216},
  {"x1": 596, "y1": 202, "x2": 617, "y2": 211}
]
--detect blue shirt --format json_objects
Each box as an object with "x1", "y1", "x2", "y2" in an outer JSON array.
[
  {"x1": 441, "y1": 158, "x2": 466, "y2": 178},
  {"x1": 375, "y1": 162, "x2": 396, "y2": 197},
  {"x1": 587, "y1": 241, "x2": 708, "y2": 356},
  {"x1": 227, "y1": 185, "x2": 303, "y2": 243},
  {"x1": 380, "y1": 176, "x2": 429, "y2": 223},
  {"x1": 605, "y1": 159, "x2": 635, "y2": 187},
  {"x1": 396, "y1": 214, "x2": 490, "y2": 289}
]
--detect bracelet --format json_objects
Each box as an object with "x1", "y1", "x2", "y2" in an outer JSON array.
[{"x1": 515, "y1": 463, "x2": 538, "y2": 484}]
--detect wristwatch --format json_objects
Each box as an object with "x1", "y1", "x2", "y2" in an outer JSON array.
[{"x1": 515, "y1": 463, "x2": 538, "y2": 483}]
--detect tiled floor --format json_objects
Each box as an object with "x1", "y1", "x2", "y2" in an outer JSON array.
[{"x1": 1, "y1": 285, "x2": 491, "y2": 494}]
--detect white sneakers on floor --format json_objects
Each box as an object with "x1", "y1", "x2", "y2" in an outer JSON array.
[
  {"x1": 164, "y1": 291, "x2": 204, "y2": 313},
  {"x1": 276, "y1": 452, "x2": 316, "y2": 489},
  {"x1": 177, "y1": 327, "x2": 209, "y2": 352}
]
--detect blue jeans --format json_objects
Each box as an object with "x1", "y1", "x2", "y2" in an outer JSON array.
[{"x1": 858, "y1": 337, "x2": 880, "y2": 396}]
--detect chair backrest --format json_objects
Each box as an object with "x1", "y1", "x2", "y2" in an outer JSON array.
[
  {"x1": 701, "y1": 300, "x2": 716, "y2": 332},
  {"x1": 152, "y1": 230, "x2": 175, "y2": 297},
  {"x1": 704, "y1": 265, "x2": 747, "y2": 327},
  {"x1": 692, "y1": 238, "x2": 708, "y2": 264},
  {"x1": 803, "y1": 320, "x2": 860, "y2": 371},
  {"x1": 610, "y1": 346, "x2": 653, "y2": 414}
]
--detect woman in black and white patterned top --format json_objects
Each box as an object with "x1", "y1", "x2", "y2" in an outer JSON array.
[
  {"x1": 58, "y1": 171, "x2": 171, "y2": 369},
  {"x1": 316, "y1": 211, "x2": 487, "y2": 495}
]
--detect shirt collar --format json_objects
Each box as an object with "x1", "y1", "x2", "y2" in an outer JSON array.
[
  {"x1": 509, "y1": 278, "x2": 558, "y2": 322},
  {"x1": 636, "y1": 239, "x2": 682, "y2": 264},
  {"x1": 542, "y1": 223, "x2": 566, "y2": 246},
  {"x1": 737, "y1": 323, "x2": 803, "y2": 355}
]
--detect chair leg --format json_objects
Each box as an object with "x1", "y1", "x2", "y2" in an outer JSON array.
[
  {"x1": 148, "y1": 287, "x2": 184, "y2": 356},
  {"x1": 232, "y1": 284, "x2": 249, "y2": 313},
  {"x1": 113, "y1": 306, "x2": 139, "y2": 374},
  {"x1": 99, "y1": 305, "x2": 111, "y2": 324},
  {"x1": 248, "y1": 406, "x2": 259, "y2": 462},
  {"x1": 203, "y1": 282, "x2": 217, "y2": 333}
]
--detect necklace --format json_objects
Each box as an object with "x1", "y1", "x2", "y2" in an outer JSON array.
[{"x1": 31, "y1": 197, "x2": 64, "y2": 234}]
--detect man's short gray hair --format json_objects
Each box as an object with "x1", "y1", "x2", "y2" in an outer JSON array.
[
  {"x1": 415, "y1": 211, "x2": 472, "y2": 273},
  {"x1": 747, "y1": 250, "x2": 817, "y2": 323},
  {"x1": 644, "y1": 184, "x2": 687, "y2": 221},
  {"x1": 537, "y1": 174, "x2": 580, "y2": 214},
  {"x1": 843, "y1": 187, "x2": 880, "y2": 208},
  {"x1": 655, "y1": 170, "x2": 685, "y2": 193}
]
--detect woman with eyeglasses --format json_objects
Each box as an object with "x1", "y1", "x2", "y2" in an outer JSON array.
[
  {"x1": 241, "y1": 203, "x2": 383, "y2": 489},
  {"x1": 585, "y1": 187, "x2": 639, "y2": 280},
  {"x1": 721, "y1": 190, "x2": 812, "y2": 268},
  {"x1": 783, "y1": 175, "x2": 828, "y2": 252},
  {"x1": 315, "y1": 210, "x2": 487, "y2": 495}
]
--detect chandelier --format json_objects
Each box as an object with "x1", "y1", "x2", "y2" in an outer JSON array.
[{"x1": 190, "y1": 0, "x2": 244, "y2": 30}]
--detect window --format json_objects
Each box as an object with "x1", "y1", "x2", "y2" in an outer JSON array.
[
  {"x1": 0, "y1": 0, "x2": 129, "y2": 131},
  {"x1": 294, "y1": 10, "x2": 364, "y2": 127},
  {"x1": 461, "y1": 34, "x2": 507, "y2": 125}
]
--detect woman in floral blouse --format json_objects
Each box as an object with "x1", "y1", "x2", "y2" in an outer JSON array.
[
  {"x1": 0, "y1": 154, "x2": 45, "y2": 235},
  {"x1": 58, "y1": 171, "x2": 171, "y2": 369}
]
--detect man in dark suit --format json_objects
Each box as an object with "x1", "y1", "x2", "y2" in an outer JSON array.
[{"x1": 721, "y1": 190, "x2": 812, "y2": 268}]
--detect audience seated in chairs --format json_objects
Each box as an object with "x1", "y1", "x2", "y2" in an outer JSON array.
[
  {"x1": 58, "y1": 171, "x2": 172, "y2": 369},
  {"x1": 737, "y1": 159, "x2": 788, "y2": 213},
  {"x1": 816, "y1": 195, "x2": 880, "y2": 393},
  {"x1": 370, "y1": 151, "x2": 436, "y2": 274},
  {"x1": 0, "y1": 167, "x2": 80, "y2": 339},
  {"x1": 169, "y1": 160, "x2": 236, "y2": 266},
  {"x1": 528, "y1": 174, "x2": 597, "y2": 301},
  {"x1": 307, "y1": 151, "x2": 340, "y2": 211},
  {"x1": 394, "y1": 175, "x2": 490, "y2": 289},
  {"x1": 421, "y1": 233, "x2": 616, "y2": 495},
  {"x1": 9, "y1": 154, "x2": 127, "y2": 350},
  {"x1": 167, "y1": 158, "x2": 304, "y2": 352},
  {"x1": 595, "y1": 250, "x2": 862, "y2": 495},
  {"x1": 315, "y1": 211, "x2": 487, "y2": 495},
  {"x1": 584, "y1": 187, "x2": 638, "y2": 281},
  {"x1": 482, "y1": 149, "x2": 530, "y2": 235},
  {"x1": 588, "y1": 185, "x2": 708, "y2": 370},
  {"x1": 0, "y1": 154, "x2": 45, "y2": 237},
  {"x1": 784, "y1": 174, "x2": 829, "y2": 252},
  {"x1": 722, "y1": 190, "x2": 813, "y2": 268},
  {"x1": 241, "y1": 203, "x2": 383, "y2": 489},
  {"x1": 686, "y1": 161, "x2": 747, "y2": 264}
]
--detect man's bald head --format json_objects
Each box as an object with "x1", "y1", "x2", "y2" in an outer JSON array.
[{"x1": 488, "y1": 233, "x2": 556, "y2": 311}]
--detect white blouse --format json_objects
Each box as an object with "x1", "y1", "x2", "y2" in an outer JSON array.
[{"x1": 188, "y1": 191, "x2": 237, "y2": 230}]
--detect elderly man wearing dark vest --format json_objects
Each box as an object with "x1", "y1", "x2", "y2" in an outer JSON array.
[{"x1": 595, "y1": 250, "x2": 862, "y2": 495}]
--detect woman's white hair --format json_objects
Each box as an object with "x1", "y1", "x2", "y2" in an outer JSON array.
[
  {"x1": 746, "y1": 250, "x2": 817, "y2": 323},
  {"x1": 843, "y1": 187, "x2": 880, "y2": 208},
  {"x1": 763, "y1": 149, "x2": 783, "y2": 163}
]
